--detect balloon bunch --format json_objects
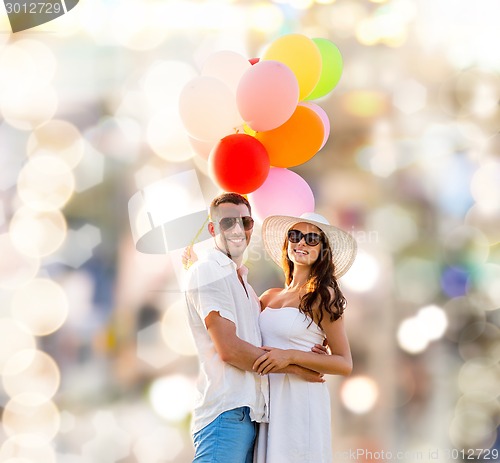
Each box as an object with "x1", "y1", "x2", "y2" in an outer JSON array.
[{"x1": 179, "y1": 34, "x2": 343, "y2": 221}]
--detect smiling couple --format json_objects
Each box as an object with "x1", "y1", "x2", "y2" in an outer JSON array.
[{"x1": 183, "y1": 192, "x2": 357, "y2": 463}]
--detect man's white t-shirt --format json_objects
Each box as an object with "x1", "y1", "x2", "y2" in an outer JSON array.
[{"x1": 185, "y1": 248, "x2": 269, "y2": 434}]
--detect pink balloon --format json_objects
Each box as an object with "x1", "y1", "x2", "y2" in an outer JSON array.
[
  {"x1": 299, "y1": 101, "x2": 330, "y2": 149},
  {"x1": 248, "y1": 168, "x2": 315, "y2": 223},
  {"x1": 236, "y1": 60, "x2": 299, "y2": 132}
]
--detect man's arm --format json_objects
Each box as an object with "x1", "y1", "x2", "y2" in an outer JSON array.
[
  {"x1": 206, "y1": 312, "x2": 324, "y2": 382},
  {"x1": 206, "y1": 311, "x2": 264, "y2": 370}
]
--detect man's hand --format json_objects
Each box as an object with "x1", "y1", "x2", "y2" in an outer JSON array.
[
  {"x1": 288, "y1": 365, "x2": 325, "y2": 383},
  {"x1": 253, "y1": 347, "x2": 292, "y2": 374},
  {"x1": 182, "y1": 245, "x2": 198, "y2": 269},
  {"x1": 311, "y1": 341, "x2": 330, "y2": 355}
]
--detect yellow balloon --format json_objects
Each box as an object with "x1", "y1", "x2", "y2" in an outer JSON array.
[
  {"x1": 243, "y1": 123, "x2": 256, "y2": 137},
  {"x1": 262, "y1": 34, "x2": 322, "y2": 101}
]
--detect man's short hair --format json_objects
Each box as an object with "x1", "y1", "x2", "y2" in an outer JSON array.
[{"x1": 210, "y1": 193, "x2": 252, "y2": 221}]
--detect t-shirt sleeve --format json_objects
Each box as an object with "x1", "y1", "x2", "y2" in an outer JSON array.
[{"x1": 185, "y1": 261, "x2": 237, "y2": 327}]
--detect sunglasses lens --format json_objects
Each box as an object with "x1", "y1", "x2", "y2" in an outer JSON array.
[
  {"x1": 287, "y1": 229, "x2": 321, "y2": 246},
  {"x1": 306, "y1": 233, "x2": 321, "y2": 246},
  {"x1": 288, "y1": 230, "x2": 301, "y2": 243},
  {"x1": 242, "y1": 216, "x2": 254, "y2": 230},
  {"x1": 219, "y1": 216, "x2": 254, "y2": 231},
  {"x1": 219, "y1": 217, "x2": 235, "y2": 231}
]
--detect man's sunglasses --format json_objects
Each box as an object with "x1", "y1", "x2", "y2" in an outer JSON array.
[
  {"x1": 287, "y1": 229, "x2": 322, "y2": 246},
  {"x1": 217, "y1": 216, "x2": 254, "y2": 232}
]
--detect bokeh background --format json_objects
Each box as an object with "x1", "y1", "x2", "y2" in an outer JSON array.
[{"x1": 0, "y1": 0, "x2": 499, "y2": 462}]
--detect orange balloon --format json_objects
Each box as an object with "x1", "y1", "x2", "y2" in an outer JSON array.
[{"x1": 255, "y1": 105, "x2": 324, "y2": 168}]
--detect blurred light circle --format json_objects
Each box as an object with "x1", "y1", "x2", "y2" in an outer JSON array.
[
  {"x1": 2, "y1": 394, "x2": 60, "y2": 441},
  {"x1": 470, "y1": 263, "x2": 500, "y2": 309},
  {"x1": 470, "y1": 161, "x2": 500, "y2": 215},
  {"x1": 133, "y1": 425, "x2": 184, "y2": 463},
  {"x1": 1, "y1": 86, "x2": 58, "y2": 131},
  {"x1": 161, "y1": 300, "x2": 197, "y2": 356},
  {"x1": 443, "y1": 296, "x2": 486, "y2": 343},
  {"x1": 458, "y1": 357, "x2": 500, "y2": 397},
  {"x1": 395, "y1": 257, "x2": 441, "y2": 304},
  {"x1": 340, "y1": 376, "x2": 379, "y2": 414},
  {"x1": 9, "y1": 207, "x2": 67, "y2": 258},
  {"x1": 13, "y1": 40, "x2": 57, "y2": 87},
  {"x1": 465, "y1": 203, "x2": 500, "y2": 245},
  {"x1": 17, "y1": 155, "x2": 75, "y2": 212},
  {"x1": 397, "y1": 317, "x2": 429, "y2": 354},
  {"x1": 2, "y1": 349, "x2": 61, "y2": 401},
  {"x1": 417, "y1": 305, "x2": 448, "y2": 341},
  {"x1": 289, "y1": 0, "x2": 314, "y2": 9},
  {"x1": 341, "y1": 249, "x2": 379, "y2": 293},
  {"x1": 0, "y1": 44, "x2": 38, "y2": 103},
  {"x1": 27, "y1": 120, "x2": 85, "y2": 169},
  {"x1": 147, "y1": 109, "x2": 193, "y2": 162},
  {"x1": 0, "y1": 433, "x2": 56, "y2": 463},
  {"x1": 248, "y1": 3, "x2": 283, "y2": 33},
  {"x1": 458, "y1": 322, "x2": 500, "y2": 365},
  {"x1": 365, "y1": 204, "x2": 418, "y2": 252},
  {"x1": 449, "y1": 407, "x2": 497, "y2": 450},
  {"x1": 0, "y1": 234, "x2": 40, "y2": 290},
  {"x1": 141, "y1": 60, "x2": 197, "y2": 111},
  {"x1": 112, "y1": 1, "x2": 167, "y2": 50},
  {"x1": 84, "y1": 116, "x2": 143, "y2": 165},
  {"x1": 356, "y1": 18, "x2": 381, "y2": 46},
  {"x1": 148, "y1": 374, "x2": 196, "y2": 422},
  {"x1": 0, "y1": 319, "x2": 36, "y2": 374},
  {"x1": 441, "y1": 225, "x2": 490, "y2": 268},
  {"x1": 11, "y1": 278, "x2": 68, "y2": 336},
  {"x1": 84, "y1": 116, "x2": 142, "y2": 164},
  {"x1": 342, "y1": 91, "x2": 388, "y2": 118},
  {"x1": 322, "y1": 2, "x2": 368, "y2": 39},
  {"x1": 440, "y1": 266, "x2": 468, "y2": 298}
]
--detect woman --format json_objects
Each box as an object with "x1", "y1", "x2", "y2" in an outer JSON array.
[{"x1": 253, "y1": 212, "x2": 357, "y2": 463}]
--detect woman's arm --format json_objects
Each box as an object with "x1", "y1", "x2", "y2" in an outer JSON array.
[
  {"x1": 206, "y1": 311, "x2": 325, "y2": 382},
  {"x1": 253, "y1": 316, "x2": 352, "y2": 376}
]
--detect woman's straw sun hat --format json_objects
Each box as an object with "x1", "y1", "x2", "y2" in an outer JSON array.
[{"x1": 261, "y1": 212, "x2": 357, "y2": 278}]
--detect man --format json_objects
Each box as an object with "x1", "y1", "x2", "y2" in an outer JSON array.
[{"x1": 184, "y1": 192, "x2": 324, "y2": 463}]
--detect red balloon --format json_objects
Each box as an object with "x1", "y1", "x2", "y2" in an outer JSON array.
[
  {"x1": 249, "y1": 57, "x2": 260, "y2": 65},
  {"x1": 209, "y1": 134, "x2": 270, "y2": 194}
]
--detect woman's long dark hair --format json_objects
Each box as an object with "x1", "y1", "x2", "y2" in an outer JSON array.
[{"x1": 282, "y1": 228, "x2": 346, "y2": 329}]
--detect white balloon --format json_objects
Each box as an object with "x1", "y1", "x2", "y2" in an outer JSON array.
[
  {"x1": 179, "y1": 76, "x2": 240, "y2": 142},
  {"x1": 201, "y1": 50, "x2": 252, "y2": 95}
]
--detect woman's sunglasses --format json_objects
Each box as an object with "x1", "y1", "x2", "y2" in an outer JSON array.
[
  {"x1": 217, "y1": 216, "x2": 254, "y2": 232},
  {"x1": 287, "y1": 229, "x2": 322, "y2": 246}
]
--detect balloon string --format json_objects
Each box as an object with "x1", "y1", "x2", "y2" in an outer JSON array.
[{"x1": 190, "y1": 214, "x2": 210, "y2": 246}]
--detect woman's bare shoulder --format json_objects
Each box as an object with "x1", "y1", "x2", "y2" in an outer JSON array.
[{"x1": 259, "y1": 287, "x2": 282, "y2": 307}]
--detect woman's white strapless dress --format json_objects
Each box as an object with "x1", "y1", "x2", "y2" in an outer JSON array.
[{"x1": 254, "y1": 307, "x2": 333, "y2": 463}]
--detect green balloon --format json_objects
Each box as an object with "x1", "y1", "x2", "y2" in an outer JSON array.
[{"x1": 305, "y1": 38, "x2": 343, "y2": 100}]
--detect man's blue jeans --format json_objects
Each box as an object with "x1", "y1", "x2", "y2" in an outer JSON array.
[{"x1": 192, "y1": 406, "x2": 257, "y2": 463}]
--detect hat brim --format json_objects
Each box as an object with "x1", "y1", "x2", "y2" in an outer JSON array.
[{"x1": 261, "y1": 215, "x2": 357, "y2": 279}]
